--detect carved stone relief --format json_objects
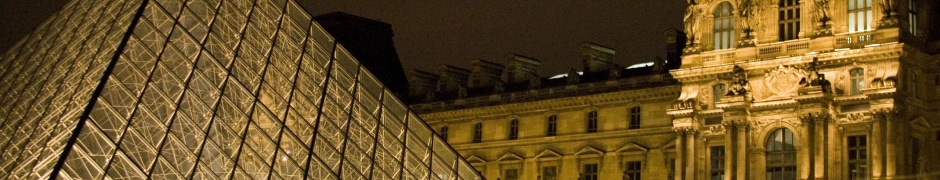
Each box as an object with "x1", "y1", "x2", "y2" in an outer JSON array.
[{"x1": 761, "y1": 65, "x2": 807, "y2": 100}]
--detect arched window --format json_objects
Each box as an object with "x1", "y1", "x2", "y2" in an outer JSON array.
[
  {"x1": 439, "y1": 126, "x2": 449, "y2": 142},
  {"x1": 779, "y1": 0, "x2": 800, "y2": 41},
  {"x1": 714, "y1": 2, "x2": 735, "y2": 50},
  {"x1": 850, "y1": 68, "x2": 864, "y2": 95},
  {"x1": 766, "y1": 128, "x2": 797, "y2": 180},
  {"x1": 509, "y1": 119, "x2": 519, "y2": 140},
  {"x1": 472, "y1": 123, "x2": 483, "y2": 143}
]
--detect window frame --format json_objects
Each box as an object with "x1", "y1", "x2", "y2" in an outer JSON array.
[
  {"x1": 439, "y1": 126, "x2": 448, "y2": 142},
  {"x1": 629, "y1": 106, "x2": 641, "y2": 129},
  {"x1": 846, "y1": 135, "x2": 868, "y2": 180},
  {"x1": 587, "y1": 111, "x2": 598, "y2": 133},
  {"x1": 509, "y1": 119, "x2": 519, "y2": 140},
  {"x1": 472, "y1": 122, "x2": 483, "y2": 143},
  {"x1": 850, "y1": 68, "x2": 865, "y2": 95},
  {"x1": 582, "y1": 163, "x2": 600, "y2": 180},
  {"x1": 624, "y1": 161, "x2": 642, "y2": 180},
  {"x1": 710, "y1": 146, "x2": 726, "y2": 180},
  {"x1": 713, "y1": 84, "x2": 726, "y2": 104},
  {"x1": 848, "y1": 0, "x2": 873, "y2": 32},
  {"x1": 908, "y1": 0, "x2": 918, "y2": 35},
  {"x1": 713, "y1": 2, "x2": 735, "y2": 50},
  {"x1": 778, "y1": 0, "x2": 801, "y2": 41},
  {"x1": 547, "y1": 115, "x2": 558, "y2": 136},
  {"x1": 765, "y1": 128, "x2": 798, "y2": 180}
]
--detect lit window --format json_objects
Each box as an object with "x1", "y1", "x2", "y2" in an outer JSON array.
[
  {"x1": 542, "y1": 166, "x2": 558, "y2": 180},
  {"x1": 587, "y1": 111, "x2": 598, "y2": 133},
  {"x1": 624, "y1": 161, "x2": 642, "y2": 180},
  {"x1": 509, "y1": 119, "x2": 519, "y2": 140},
  {"x1": 850, "y1": 68, "x2": 865, "y2": 95},
  {"x1": 848, "y1": 0, "x2": 873, "y2": 32},
  {"x1": 779, "y1": 0, "x2": 801, "y2": 41},
  {"x1": 547, "y1": 115, "x2": 558, "y2": 136},
  {"x1": 847, "y1": 135, "x2": 868, "y2": 180},
  {"x1": 504, "y1": 169, "x2": 519, "y2": 180},
  {"x1": 766, "y1": 128, "x2": 797, "y2": 180},
  {"x1": 714, "y1": 2, "x2": 735, "y2": 50},
  {"x1": 713, "y1": 84, "x2": 725, "y2": 104},
  {"x1": 473, "y1": 123, "x2": 482, "y2": 143},
  {"x1": 710, "y1": 146, "x2": 725, "y2": 180},
  {"x1": 629, "y1": 107, "x2": 641, "y2": 129},
  {"x1": 909, "y1": 0, "x2": 918, "y2": 35},
  {"x1": 583, "y1": 163, "x2": 599, "y2": 180},
  {"x1": 439, "y1": 126, "x2": 448, "y2": 142}
]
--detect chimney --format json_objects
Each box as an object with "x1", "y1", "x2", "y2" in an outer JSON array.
[
  {"x1": 664, "y1": 29, "x2": 687, "y2": 70},
  {"x1": 408, "y1": 70, "x2": 440, "y2": 102},
  {"x1": 502, "y1": 54, "x2": 540, "y2": 84},
  {"x1": 437, "y1": 65, "x2": 471, "y2": 98},
  {"x1": 580, "y1": 42, "x2": 616, "y2": 73},
  {"x1": 469, "y1": 59, "x2": 504, "y2": 88}
]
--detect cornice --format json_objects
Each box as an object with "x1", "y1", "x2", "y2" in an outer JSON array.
[{"x1": 449, "y1": 127, "x2": 675, "y2": 151}]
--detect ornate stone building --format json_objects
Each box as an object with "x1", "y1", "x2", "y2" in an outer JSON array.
[{"x1": 411, "y1": 0, "x2": 940, "y2": 179}]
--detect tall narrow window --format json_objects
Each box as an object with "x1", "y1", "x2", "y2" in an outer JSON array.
[
  {"x1": 710, "y1": 146, "x2": 726, "y2": 180},
  {"x1": 504, "y1": 169, "x2": 519, "y2": 180},
  {"x1": 583, "y1": 164, "x2": 599, "y2": 180},
  {"x1": 766, "y1": 128, "x2": 797, "y2": 180},
  {"x1": 850, "y1": 68, "x2": 865, "y2": 95},
  {"x1": 624, "y1": 161, "x2": 642, "y2": 180},
  {"x1": 779, "y1": 0, "x2": 801, "y2": 41},
  {"x1": 713, "y1": 84, "x2": 725, "y2": 104},
  {"x1": 847, "y1": 135, "x2": 868, "y2": 180},
  {"x1": 542, "y1": 166, "x2": 558, "y2": 180},
  {"x1": 714, "y1": 2, "x2": 735, "y2": 50},
  {"x1": 509, "y1": 119, "x2": 519, "y2": 140},
  {"x1": 629, "y1": 107, "x2": 641, "y2": 129},
  {"x1": 547, "y1": 115, "x2": 558, "y2": 136},
  {"x1": 909, "y1": 0, "x2": 918, "y2": 35},
  {"x1": 587, "y1": 111, "x2": 598, "y2": 133},
  {"x1": 439, "y1": 126, "x2": 449, "y2": 142},
  {"x1": 472, "y1": 123, "x2": 482, "y2": 143},
  {"x1": 848, "y1": 0, "x2": 873, "y2": 32},
  {"x1": 911, "y1": 71, "x2": 918, "y2": 96}
]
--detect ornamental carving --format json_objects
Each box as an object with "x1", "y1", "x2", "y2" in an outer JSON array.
[
  {"x1": 703, "y1": 125, "x2": 726, "y2": 136},
  {"x1": 762, "y1": 65, "x2": 806, "y2": 99},
  {"x1": 837, "y1": 112, "x2": 871, "y2": 124}
]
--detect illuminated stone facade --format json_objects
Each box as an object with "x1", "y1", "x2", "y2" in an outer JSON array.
[
  {"x1": 413, "y1": 0, "x2": 940, "y2": 179},
  {"x1": 0, "y1": 0, "x2": 480, "y2": 179}
]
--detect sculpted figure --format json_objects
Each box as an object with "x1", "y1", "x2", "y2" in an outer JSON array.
[
  {"x1": 814, "y1": 0, "x2": 831, "y2": 25},
  {"x1": 738, "y1": 0, "x2": 756, "y2": 33},
  {"x1": 727, "y1": 65, "x2": 750, "y2": 96},
  {"x1": 879, "y1": 0, "x2": 897, "y2": 17},
  {"x1": 683, "y1": 0, "x2": 702, "y2": 45}
]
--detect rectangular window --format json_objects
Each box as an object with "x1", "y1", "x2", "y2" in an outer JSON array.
[
  {"x1": 547, "y1": 115, "x2": 558, "y2": 136},
  {"x1": 909, "y1": 0, "x2": 918, "y2": 35},
  {"x1": 713, "y1": 84, "x2": 725, "y2": 104},
  {"x1": 710, "y1": 146, "x2": 726, "y2": 180},
  {"x1": 473, "y1": 123, "x2": 482, "y2": 143},
  {"x1": 625, "y1": 161, "x2": 642, "y2": 180},
  {"x1": 848, "y1": 0, "x2": 873, "y2": 32},
  {"x1": 583, "y1": 163, "x2": 599, "y2": 180},
  {"x1": 587, "y1": 111, "x2": 598, "y2": 133},
  {"x1": 440, "y1": 126, "x2": 448, "y2": 142},
  {"x1": 542, "y1": 166, "x2": 558, "y2": 180},
  {"x1": 509, "y1": 119, "x2": 519, "y2": 140},
  {"x1": 504, "y1": 169, "x2": 519, "y2": 180},
  {"x1": 847, "y1": 135, "x2": 867, "y2": 180},
  {"x1": 778, "y1": 0, "x2": 801, "y2": 41},
  {"x1": 629, "y1": 107, "x2": 641, "y2": 129},
  {"x1": 850, "y1": 68, "x2": 865, "y2": 95}
]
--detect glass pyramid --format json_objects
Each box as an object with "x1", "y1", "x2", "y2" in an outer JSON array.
[{"x1": 0, "y1": 0, "x2": 481, "y2": 179}]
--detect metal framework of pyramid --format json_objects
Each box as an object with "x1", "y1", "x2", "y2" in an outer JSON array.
[{"x1": 0, "y1": 0, "x2": 481, "y2": 179}]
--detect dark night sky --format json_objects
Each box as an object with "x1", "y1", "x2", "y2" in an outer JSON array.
[{"x1": 1, "y1": 0, "x2": 686, "y2": 76}]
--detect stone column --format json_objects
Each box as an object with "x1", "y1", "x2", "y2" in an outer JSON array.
[
  {"x1": 871, "y1": 112, "x2": 885, "y2": 179},
  {"x1": 734, "y1": 122, "x2": 747, "y2": 180},
  {"x1": 800, "y1": 114, "x2": 817, "y2": 179},
  {"x1": 814, "y1": 114, "x2": 829, "y2": 179},
  {"x1": 686, "y1": 130, "x2": 698, "y2": 180},
  {"x1": 724, "y1": 123, "x2": 735, "y2": 180},
  {"x1": 676, "y1": 131, "x2": 686, "y2": 180},
  {"x1": 879, "y1": 109, "x2": 898, "y2": 178}
]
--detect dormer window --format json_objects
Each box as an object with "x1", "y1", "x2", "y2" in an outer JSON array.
[{"x1": 714, "y1": 2, "x2": 735, "y2": 50}]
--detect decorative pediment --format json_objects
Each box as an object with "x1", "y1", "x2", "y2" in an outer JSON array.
[
  {"x1": 534, "y1": 149, "x2": 563, "y2": 160},
  {"x1": 615, "y1": 143, "x2": 649, "y2": 154},
  {"x1": 761, "y1": 65, "x2": 807, "y2": 100},
  {"x1": 574, "y1": 146, "x2": 605, "y2": 158},
  {"x1": 497, "y1": 152, "x2": 524, "y2": 163},
  {"x1": 466, "y1": 155, "x2": 487, "y2": 164},
  {"x1": 910, "y1": 116, "x2": 934, "y2": 132}
]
